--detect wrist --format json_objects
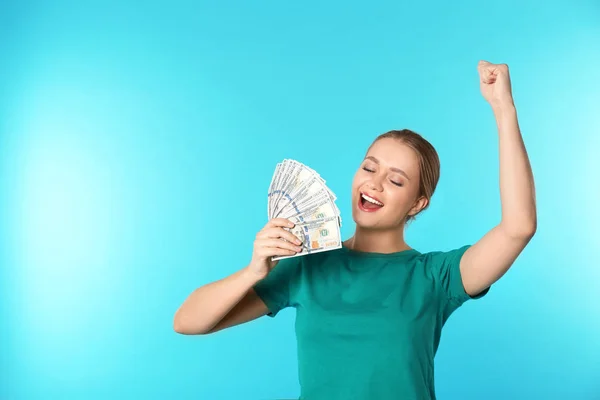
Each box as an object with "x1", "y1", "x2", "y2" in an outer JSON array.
[
  {"x1": 241, "y1": 264, "x2": 266, "y2": 284},
  {"x1": 491, "y1": 99, "x2": 516, "y2": 115}
]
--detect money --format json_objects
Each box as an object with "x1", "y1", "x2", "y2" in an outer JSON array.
[{"x1": 268, "y1": 159, "x2": 342, "y2": 260}]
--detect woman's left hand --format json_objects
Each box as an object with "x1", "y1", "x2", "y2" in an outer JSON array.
[{"x1": 477, "y1": 60, "x2": 514, "y2": 109}]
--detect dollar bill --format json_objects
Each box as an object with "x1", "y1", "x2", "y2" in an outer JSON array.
[
  {"x1": 272, "y1": 216, "x2": 342, "y2": 261},
  {"x1": 268, "y1": 159, "x2": 343, "y2": 260}
]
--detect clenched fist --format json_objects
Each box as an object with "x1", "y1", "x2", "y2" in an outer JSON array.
[{"x1": 477, "y1": 60, "x2": 514, "y2": 108}]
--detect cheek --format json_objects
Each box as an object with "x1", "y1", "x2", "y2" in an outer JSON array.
[
  {"x1": 384, "y1": 190, "x2": 410, "y2": 212},
  {"x1": 351, "y1": 177, "x2": 365, "y2": 204},
  {"x1": 351, "y1": 175, "x2": 362, "y2": 192},
  {"x1": 351, "y1": 183, "x2": 359, "y2": 202}
]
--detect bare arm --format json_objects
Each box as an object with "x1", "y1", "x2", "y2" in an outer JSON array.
[
  {"x1": 173, "y1": 218, "x2": 303, "y2": 335},
  {"x1": 173, "y1": 267, "x2": 267, "y2": 335},
  {"x1": 460, "y1": 61, "x2": 537, "y2": 296}
]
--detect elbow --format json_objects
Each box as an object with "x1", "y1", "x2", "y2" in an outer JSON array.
[
  {"x1": 173, "y1": 311, "x2": 192, "y2": 335},
  {"x1": 173, "y1": 315, "x2": 187, "y2": 334},
  {"x1": 173, "y1": 312, "x2": 209, "y2": 335},
  {"x1": 519, "y1": 220, "x2": 537, "y2": 238},
  {"x1": 527, "y1": 222, "x2": 537, "y2": 237},
  {"x1": 501, "y1": 219, "x2": 537, "y2": 239}
]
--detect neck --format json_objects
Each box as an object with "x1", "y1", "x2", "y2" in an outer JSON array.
[{"x1": 344, "y1": 225, "x2": 412, "y2": 254}]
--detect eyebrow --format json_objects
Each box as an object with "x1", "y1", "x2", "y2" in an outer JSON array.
[{"x1": 364, "y1": 156, "x2": 411, "y2": 181}]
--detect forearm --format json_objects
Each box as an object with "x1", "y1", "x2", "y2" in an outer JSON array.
[
  {"x1": 494, "y1": 102, "x2": 537, "y2": 236},
  {"x1": 173, "y1": 266, "x2": 261, "y2": 335}
]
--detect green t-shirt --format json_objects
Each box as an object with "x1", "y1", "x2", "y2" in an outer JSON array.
[{"x1": 253, "y1": 244, "x2": 489, "y2": 400}]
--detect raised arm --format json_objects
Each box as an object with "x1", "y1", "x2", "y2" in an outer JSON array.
[{"x1": 460, "y1": 61, "x2": 537, "y2": 296}]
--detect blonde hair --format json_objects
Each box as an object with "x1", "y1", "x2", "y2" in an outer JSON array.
[{"x1": 368, "y1": 129, "x2": 440, "y2": 225}]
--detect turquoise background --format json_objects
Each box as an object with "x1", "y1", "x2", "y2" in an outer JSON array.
[{"x1": 1, "y1": 1, "x2": 599, "y2": 399}]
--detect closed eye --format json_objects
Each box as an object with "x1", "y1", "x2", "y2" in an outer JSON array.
[{"x1": 363, "y1": 167, "x2": 403, "y2": 187}]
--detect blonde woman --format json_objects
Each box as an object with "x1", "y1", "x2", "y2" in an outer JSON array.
[{"x1": 174, "y1": 60, "x2": 537, "y2": 400}]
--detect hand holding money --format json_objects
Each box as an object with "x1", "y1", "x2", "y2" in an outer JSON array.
[
  {"x1": 247, "y1": 218, "x2": 304, "y2": 280},
  {"x1": 268, "y1": 159, "x2": 342, "y2": 261}
]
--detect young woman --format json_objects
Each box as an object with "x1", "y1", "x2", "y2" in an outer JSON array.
[{"x1": 174, "y1": 60, "x2": 537, "y2": 400}]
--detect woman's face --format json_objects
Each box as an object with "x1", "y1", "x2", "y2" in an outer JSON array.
[{"x1": 351, "y1": 137, "x2": 425, "y2": 230}]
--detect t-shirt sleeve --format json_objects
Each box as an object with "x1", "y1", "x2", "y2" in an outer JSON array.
[
  {"x1": 252, "y1": 256, "x2": 303, "y2": 318},
  {"x1": 427, "y1": 244, "x2": 490, "y2": 308}
]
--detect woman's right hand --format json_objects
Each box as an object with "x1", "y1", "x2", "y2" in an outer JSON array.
[{"x1": 247, "y1": 218, "x2": 303, "y2": 280}]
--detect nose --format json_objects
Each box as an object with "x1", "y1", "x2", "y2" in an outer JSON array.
[{"x1": 367, "y1": 175, "x2": 384, "y2": 192}]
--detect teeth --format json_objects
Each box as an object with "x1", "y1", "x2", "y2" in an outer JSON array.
[{"x1": 361, "y1": 193, "x2": 383, "y2": 206}]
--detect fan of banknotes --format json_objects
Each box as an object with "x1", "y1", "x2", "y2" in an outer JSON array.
[{"x1": 268, "y1": 159, "x2": 342, "y2": 261}]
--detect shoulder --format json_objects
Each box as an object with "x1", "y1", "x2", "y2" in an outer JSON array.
[
  {"x1": 418, "y1": 244, "x2": 489, "y2": 304},
  {"x1": 418, "y1": 244, "x2": 472, "y2": 266},
  {"x1": 412, "y1": 244, "x2": 472, "y2": 283}
]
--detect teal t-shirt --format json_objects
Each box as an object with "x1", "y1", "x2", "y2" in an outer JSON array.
[{"x1": 253, "y1": 244, "x2": 489, "y2": 400}]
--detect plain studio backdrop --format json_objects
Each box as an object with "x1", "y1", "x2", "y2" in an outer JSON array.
[{"x1": 1, "y1": 1, "x2": 599, "y2": 399}]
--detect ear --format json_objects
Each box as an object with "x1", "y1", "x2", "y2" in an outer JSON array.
[{"x1": 408, "y1": 196, "x2": 429, "y2": 217}]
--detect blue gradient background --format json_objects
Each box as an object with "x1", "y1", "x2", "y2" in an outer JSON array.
[{"x1": 1, "y1": 1, "x2": 599, "y2": 399}]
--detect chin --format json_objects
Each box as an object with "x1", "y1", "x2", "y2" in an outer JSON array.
[{"x1": 351, "y1": 208, "x2": 384, "y2": 229}]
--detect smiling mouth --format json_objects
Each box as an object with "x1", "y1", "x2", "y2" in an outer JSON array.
[{"x1": 359, "y1": 192, "x2": 384, "y2": 212}]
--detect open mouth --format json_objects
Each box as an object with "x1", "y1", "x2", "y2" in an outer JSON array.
[{"x1": 359, "y1": 192, "x2": 384, "y2": 212}]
